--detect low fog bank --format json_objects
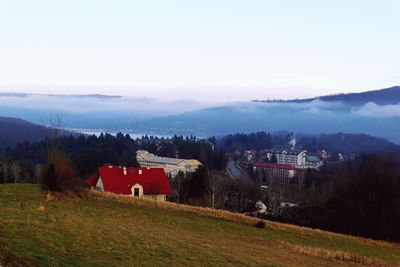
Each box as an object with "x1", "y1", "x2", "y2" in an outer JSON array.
[
  {"x1": 0, "y1": 94, "x2": 399, "y2": 143},
  {"x1": 136, "y1": 100, "x2": 400, "y2": 143}
]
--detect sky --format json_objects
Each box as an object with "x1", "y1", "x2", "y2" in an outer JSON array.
[{"x1": 0, "y1": 0, "x2": 399, "y2": 102}]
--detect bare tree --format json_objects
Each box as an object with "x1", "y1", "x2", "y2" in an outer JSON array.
[
  {"x1": 206, "y1": 169, "x2": 219, "y2": 209},
  {"x1": 35, "y1": 164, "x2": 42, "y2": 184},
  {"x1": 11, "y1": 162, "x2": 21, "y2": 184},
  {"x1": 1, "y1": 163, "x2": 9, "y2": 183},
  {"x1": 297, "y1": 171, "x2": 306, "y2": 192},
  {"x1": 41, "y1": 115, "x2": 65, "y2": 160},
  {"x1": 173, "y1": 171, "x2": 186, "y2": 204}
]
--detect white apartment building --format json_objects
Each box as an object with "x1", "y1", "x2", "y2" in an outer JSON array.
[
  {"x1": 136, "y1": 150, "x2": 202, "y2": 177},
  {"x1": 267, "y1": 149, "x2": 307, "y2": 168},
  {"x1": 305, "y1": 155, "x2": 324, "y2": 169}
]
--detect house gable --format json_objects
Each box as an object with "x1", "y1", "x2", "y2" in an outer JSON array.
[
  {"x1": 96, "y1": 177, "x2": 104, "y2": 192},
  {"x1": 131, "y1": 183, "x2": 144, "y2": 197}
]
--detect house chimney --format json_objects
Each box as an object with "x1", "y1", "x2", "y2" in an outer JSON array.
[{"x1": 123, "y1": 166, "x2": 127, "y2": 175}]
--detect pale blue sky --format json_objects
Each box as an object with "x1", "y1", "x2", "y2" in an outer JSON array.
[{"x1": 0, "y1": 0, "x2": 399, "y2": 101}]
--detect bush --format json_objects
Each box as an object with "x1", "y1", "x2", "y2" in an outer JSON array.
[
  {"x1": 255, "y1": 220, "x2": 266, "y2": 229},
  {"x1": 41, "y1": 150, "x2": 81, "y2": 193}
]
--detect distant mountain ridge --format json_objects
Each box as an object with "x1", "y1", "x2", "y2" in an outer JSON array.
[
  {"x1": 133, "y1": 85, "x2": 400, "y2": 143},
  {"x1": 0, "y1": 117, "x2": 58, "y2": 149},
  {"x1": 254, "y1": 86, "x2": 400, "y2": 105}
]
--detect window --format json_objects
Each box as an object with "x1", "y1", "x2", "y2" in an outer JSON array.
[{"x1": 134, "y1": 188, "x2": 140, "y2": 197}]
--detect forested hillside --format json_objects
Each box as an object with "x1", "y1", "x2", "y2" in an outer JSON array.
[
  {"x1": 0, "y1": 117, "x2": 57, "y2": 149},
  {"x1": 213, "y1": 131, "x2": 400, "y2": 154},
  {"x1": 256, "y1": 86, "x2": 400, "y2": 105}
]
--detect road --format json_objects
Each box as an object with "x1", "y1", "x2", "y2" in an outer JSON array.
[
  {"x1": 226, "y1": 160, "x2": 241, "y2": 178},
  {"x1": 226, "y1": 160, "x2": 251, "y2": 182}
]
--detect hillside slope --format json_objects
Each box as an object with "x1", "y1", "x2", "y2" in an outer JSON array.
[
  {"x1": 0, "y1": 117, "x2": 56, "y2": 149},
  {"x1": 258, "y1": 86, "x2": 400, "y2": 105},
  {"x1": 1, "y1": 185, "x2": 400, "y2": 266},
  {"x1": 297, "y1": 85, "x2": 400, "y2": 105},
  {"x1": 132, "y1": 86, "x2": 400, "y2": 143}
]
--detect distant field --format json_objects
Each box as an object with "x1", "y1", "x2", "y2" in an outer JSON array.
[{"x1": 1, "y1": 184, "x2": 400, "y2": 266}]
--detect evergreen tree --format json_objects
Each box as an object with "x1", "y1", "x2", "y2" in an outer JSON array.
[
  {"x1": 197, "y1": 146, "x2": 208, "y2": 166},
  {"x1": 42, "y1": 163, "x2": 57, "y2": 191},
  {"x1": 270, "y1": 154, "x2": 278, "y2": 163}
]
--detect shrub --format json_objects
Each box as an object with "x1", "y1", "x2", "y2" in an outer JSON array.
[
  {"x1": 40, "y1": 150, "x2": 82, "y2": 193},
  {"x1": 255, "y1": 220, "x2": 266, "y2": 229}
]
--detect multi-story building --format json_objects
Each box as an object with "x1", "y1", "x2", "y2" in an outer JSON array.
[
  {"x1": 305, "y1": 155, "x2": 324, "y2": 169},
  {"x1": 244, "y1": 150, "x2": 256, "y2": 161},
  {"x1": 267, "y1": 149, "x2": 307, "y2": 168},
  {"x1": 136, "y1": 150, "x2": 202, "y2": 177},
  {"x1": 253, "y1": 162, "x2": 297, "y2": 185}
]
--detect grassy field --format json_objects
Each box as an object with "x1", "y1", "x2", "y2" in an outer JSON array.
[{"x1": 1, "y1": 184, "x2": 400, "y2": 267}]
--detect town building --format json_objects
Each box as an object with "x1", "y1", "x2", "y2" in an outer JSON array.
[
  {"x1": 253, "y1": 162, "x2": 298, "y2": 185},
  {"x1": 316, "y1": 149, "x2": 328, "y2": 159},
  {"x1": 244, "y1": 150, "x2": 257, "y2": 161},
  {"x1": 305, "y1": 155, "x2": 324, "y2": 169},
  {"x1": 267, "y1": 149, "x2": 307, "y2": 168},
  {"x1": 85, "y1": 164, "x2": 172, "y2": 201},
  {"x1": 136, "y1": 150, "x2": 202, "y2": 177}
]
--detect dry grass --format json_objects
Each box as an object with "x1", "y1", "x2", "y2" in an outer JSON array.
[
  {"x1": 278, "y1": 241, "x2": 395, "y2": 267},
  {"x1": 37, "y1": 204, "x2": 45, "y2": 212},
  {"x1": 0, "y1": 230, "x2": 30, "y2": 267},
  {"x1": 85, "y1": 190, "x2": 400, "y2": 266},
  {"x1": 86, "y1": 190, "x2": 264, "y2": 227},
  {"x1": 266, "y1": 220, "x2": 398, "y2": 249},
  {"x1": 87, "y1": 190, "x2": 397, "y2": 248},
  {"x1": 1, "y1": 184, "x2": 400, "y2": 267}
]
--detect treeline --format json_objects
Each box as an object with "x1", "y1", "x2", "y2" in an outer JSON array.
[
  {"x1": 211, "y1": 131, "x2": 400, "y2": 155},
  {"x1": 3, "y1": 133, "x2": 227, "y2": 178},
  {"x1": 297, "y1": 133, "x2": 400, "y2": 154},
  {"x1": 170, "y1": 167, "x2": 260, "y2": 211},
  {"x1": 0, "y1": 157, "x2": 38, "y2": 184},
  {"x1": 286, "y1": 154, "x2": 400, "y2": 241},
  {"x1": 255, "y1": 86, "x2": 400, "y2": 105},
  {"x1": 211, "y1": 132, "x2": 288, "y2": 152}
]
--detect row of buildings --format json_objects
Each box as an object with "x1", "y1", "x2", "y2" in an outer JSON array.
[
  {"x1": 251, "y1": 148, "x2": 327, "y2": 187},
  {"x1": 251, "y1": 148, "x2": 345, "y2": 188}
]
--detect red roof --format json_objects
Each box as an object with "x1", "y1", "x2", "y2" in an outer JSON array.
[
  {"x1": 85, "y1": 164, "x2": 172, "y2": 195},
  {"x1": 254, "y1": 162, "x2": 297, "y2": 171}
]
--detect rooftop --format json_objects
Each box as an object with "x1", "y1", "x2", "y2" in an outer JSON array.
[
  {"x1": 85, "y1": 164, "x2": 172, "y2": 195},
  {"x1": 136, "y1": 150, "x2": 202, "y2": 166},
  {"x1": 254, "y1": 162, "x2": 298, "y2": 171}
]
